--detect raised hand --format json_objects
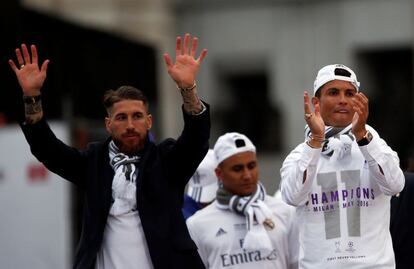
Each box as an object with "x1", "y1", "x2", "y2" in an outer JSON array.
[
  {"x1": 304, "y1": 91, "x2": 325, "y2": 147},
  {"x1": 351, "y1": 92, "x2": 369, "y2": 140},
  {"x1": 8, "y1": 44, "x2": 49, "y2": 96},
  {"x1": 163, "y1": 33, "x2": 207, "y2": 89}
]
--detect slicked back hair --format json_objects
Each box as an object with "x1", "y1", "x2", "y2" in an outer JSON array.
[{"x1": 103, "y1": 85, "x2": 149, "y2": 115}]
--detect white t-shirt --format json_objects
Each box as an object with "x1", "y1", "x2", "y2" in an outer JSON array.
[
  {"x1": 187, "y1": 195, "x2": 298, "y2": 269},
  {"x1": 280, "y1": 126, "x2": 404, "y2": 269},
  {"x1": 95, "y1": 211, "x2": 154, "y2": 269}
]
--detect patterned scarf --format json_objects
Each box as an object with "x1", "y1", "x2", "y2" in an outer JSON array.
[
  {"x1": 216, "y1": 182, "x2": 274, "y2": 254},
  {"x1": 305, "y1": 124, "x2": 354, "y2": 160},
  {"x1": 108, "y1": 141, "x2": 141, "y2": 216}
]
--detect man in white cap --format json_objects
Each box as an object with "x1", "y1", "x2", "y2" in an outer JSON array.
[
  {"x1": 182, "y1": 149, "x2": 218, "y2": 219},
  {"x1": 187, "y1": 132, "x2": 298, "y2": 269},
  {"x1": 280, "y1": 64, "x2": 405, "y2": 268}
]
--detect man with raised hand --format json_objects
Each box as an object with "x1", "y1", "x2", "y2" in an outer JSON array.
[
  {"x1": 9, "y1": 33, "x2": 210, "y2": 269},
  {"x1": 281, "y1": 64, "x2": 404, "y2": 268}
]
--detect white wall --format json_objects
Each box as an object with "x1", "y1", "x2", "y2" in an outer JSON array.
[{"x1": 0, "y1": 123, "x2": 72, "y2": 268}]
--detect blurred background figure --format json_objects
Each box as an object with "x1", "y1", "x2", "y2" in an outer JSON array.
[
  {"x1": 390, "y1": 152, "x2": 414, "y2": 269},
  {"x1": 183, "y1": 149, "x2": 218, "y2": 219}
]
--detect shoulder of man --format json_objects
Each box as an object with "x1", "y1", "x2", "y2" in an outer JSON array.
[{"x1": 187, "y1": 202, "x2": 220, "y2": 224}]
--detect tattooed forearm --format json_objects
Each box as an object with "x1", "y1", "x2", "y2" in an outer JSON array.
[
  {"x1": 24, "y1": 100, "x2": 43, "y2": 124},
  {"x1": 181, "y1": 88, "x2": 203, "y2": 115}
]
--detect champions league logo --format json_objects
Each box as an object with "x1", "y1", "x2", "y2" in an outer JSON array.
[{"x1": 346, "y1": 241, "x2": 356, "y2": 252}]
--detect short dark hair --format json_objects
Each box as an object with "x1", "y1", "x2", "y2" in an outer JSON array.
[{"x1": 103, "y1": 85, "x2": 149, "y2": 115}]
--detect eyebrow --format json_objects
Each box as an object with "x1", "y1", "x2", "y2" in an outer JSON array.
[{"x1": 326, "y1": 87, "x2": 356, "y2": 92}]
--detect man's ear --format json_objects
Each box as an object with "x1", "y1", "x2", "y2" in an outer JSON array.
[
  {"x1": 146, "y1": 114, "x2": 153, "y2": 130},
  {"x1": 215, "y1": 167, "x2": 223, "y2": 181},
  {"x1": 105, "y1": 117, "x2": 111, "y2": 134}
]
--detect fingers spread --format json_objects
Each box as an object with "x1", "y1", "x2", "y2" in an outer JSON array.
[
  {"x1": 16, "y1": 48, "x2": 24, "y2": 66},
  {"x1": 8, "y1": 59, "x2": 18, "y2": 72},
  {"x1": 163, "y1": 53, "x2": 172, "y2": 68},
  {"x1": 183, "y1": 33, "x2": 190, "y2": 55},
  {"x1": 197, "y1": 49, "x2": 207, "y2": 63},
  {"x1": 191, "y1": 37, "x2": 198, "y2": 57},
  {"x1": 175, "y1": 36, "x2": 182, "y2": 58},
  {"x1": 31, "y1": 45, "x2": 38, "y2": 65},
  {"x1": 41, "y1": 59, "x2": 50, "y2": 73},
  {"x1": 21, "y1": 44, "x2": 31, "y2": 64}
]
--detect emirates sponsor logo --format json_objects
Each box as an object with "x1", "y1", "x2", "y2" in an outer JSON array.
[{"x1": 220, "y1": 249, "x2": 278, "y2": 267}]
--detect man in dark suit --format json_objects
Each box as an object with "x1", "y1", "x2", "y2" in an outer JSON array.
[
  {"x1": 9, "y1": 33, "x2": 209, "y2": 269},
  {"x1": 391, "y1": 171, "x2": 414, "y2": 269}
]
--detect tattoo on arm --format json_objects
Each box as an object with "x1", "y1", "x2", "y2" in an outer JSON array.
[
  {"x1": 181, "y1": 88, "x2": 203, "y2": 115},
  {"x1": 24, "y1": 100, "x2": 43, "y2": 124}
]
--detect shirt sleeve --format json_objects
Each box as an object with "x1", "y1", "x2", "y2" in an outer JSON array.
[
  {"x1": 192, "y1": 101, "x2": 207, "y2": 116},
  {"x1": 186, "y1": 217, "x2": 209, "y2": 268},
  {"x1": 358, "y1": 127, "x2": 405, "y2": 195},
  {"x1": 280, "y1": 142, "x2": 322, "y2": 206}
]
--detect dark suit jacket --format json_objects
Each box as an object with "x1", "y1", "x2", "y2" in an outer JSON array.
[
  {"x1": 20, "y1": 105, "x2": 210, "y2": 269},
  {"x1": 390, "y1": 172, "x2": 414, "y2": 269}
]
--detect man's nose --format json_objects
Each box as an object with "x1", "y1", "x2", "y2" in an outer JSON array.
[
  {"x1": 242, "y1": 168, "x2": 252, "y2": 180},
  {"x1": 339, "y1": 92, "x2": 347, "y2": 104},
  {"x1": 126, "y1": 117, "x2": 134, "y2": 129}
]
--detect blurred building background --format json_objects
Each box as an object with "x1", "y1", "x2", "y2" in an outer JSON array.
[{"x1": 0, "y1": 0, "x2": 413, "y2": 267}]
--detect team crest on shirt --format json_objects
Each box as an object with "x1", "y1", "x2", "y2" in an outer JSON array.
[{"x1": 263, "y1": 218, "x2": 275, "y2": 230}]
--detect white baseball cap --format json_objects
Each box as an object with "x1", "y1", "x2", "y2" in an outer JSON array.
[
  {"x1": 313, "y1": 64, "x2": 360, "y2": 95},
  {"x1": 213, "y1": 132, "x2": 256, "y2": 165},
  {"x1": 186, "y1": 149, "x2": 218, "y2": 203}
]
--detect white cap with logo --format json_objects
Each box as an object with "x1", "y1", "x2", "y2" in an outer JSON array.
[
  {"x1": 213, "y1": 132, "x2": 256, "y2": 165},
  {"x1": 313, "y1": 64, "x2": 360, "y2": 95},
  {"x1": 186, "y1": 149, "x2": 218, "y2": 203}
]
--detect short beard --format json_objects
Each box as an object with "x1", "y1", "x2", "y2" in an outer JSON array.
[{"x1": 113, "y1": 137, "x2": 145, "y2": 156}]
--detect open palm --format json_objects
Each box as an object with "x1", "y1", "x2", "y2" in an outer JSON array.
[
  {"x1": 9, "y1": 44, "x2": 49, "y2": 95},
  {"x1": 164, "y1": 34, "x2": 207, "y2": 88}
]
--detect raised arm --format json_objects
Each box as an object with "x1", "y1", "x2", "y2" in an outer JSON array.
[
  {"x1": 163, "y1": 33, "x2": 207, "y2": 115},
  {"x1": 281, "y1": 91, "x2": 326, "y2": 206},
  {"x1": 9, "y1": 44, "x2": 49, "y2": 124}
]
